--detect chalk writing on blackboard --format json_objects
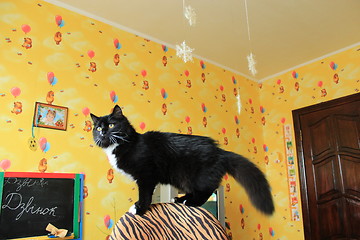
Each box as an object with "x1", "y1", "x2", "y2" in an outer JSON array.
[
  {"x1": 0, "y1": 173, "x2": 81, "y2": 240},
  {"x1": 3, "y1": 193, "x2": 58, "y2": 220}
]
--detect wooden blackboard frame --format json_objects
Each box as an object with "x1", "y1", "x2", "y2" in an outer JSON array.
[{"x1": 0, "y1": 172, "x2": 84, "y2": 240}]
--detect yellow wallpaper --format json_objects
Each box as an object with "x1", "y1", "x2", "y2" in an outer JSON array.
[
  {"x1": 0, "y1": 1, "x2": 263, "y2": 239},
  {"x1": 259, "y1": 45, "x2": 359, "y2": 240},
  {"x1": 0, "y1": 0, "x2": 359, "y2": 239}
]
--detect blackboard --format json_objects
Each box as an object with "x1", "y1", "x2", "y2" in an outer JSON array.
[{"x1": 0, "y1": 172, "x2": 83, "y2": 240}]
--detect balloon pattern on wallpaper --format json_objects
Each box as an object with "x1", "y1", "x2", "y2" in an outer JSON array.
[{"x1": 1, "y1": 1, "x2": 359, "y2": 240}]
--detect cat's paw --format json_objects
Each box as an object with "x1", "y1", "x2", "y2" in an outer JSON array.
[{"x1": 128, "y1": 204, "x2": 137, "y2": 215}]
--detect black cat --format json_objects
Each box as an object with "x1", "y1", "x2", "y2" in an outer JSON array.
[{"x1": 91, "y1": 105, "x2": 274, "y2": 215}]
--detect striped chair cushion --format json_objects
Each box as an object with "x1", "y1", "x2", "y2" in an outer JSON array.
[{"x1": 110, "y1": 203, "x2": 228, "y2": 240}]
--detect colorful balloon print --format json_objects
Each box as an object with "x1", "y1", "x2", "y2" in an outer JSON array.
[
  {"x1": 87, "y1": 50, "x2": 95, "y2": 59},
  {"x1": 260, "y1": 106, "x2": 265, "y2": 113},
  {"x1": 329, "y1": 61, "x2": 338, "y2": 70},
  {"x1": 110, "y1": 91, "x2": 118, "y2": 103},
  {"x1": 263, "y1": 144, "x2": 269, "y2": 152},
  {"x1": 141, "y1": 70, "x2": 147, "y2": 77},
  {"x1": 10, "y1": 87, "x2": 21, "y2": 97},
  {"x1": 269, "y1": 227, "x2": 275, "y2": 236},
  {"x1": 200, "y1": 60, "x2": 206, "y2": 69},
  {"x1": 292, "y1": 71, "x2": 298, "y2": 79},
  {"x1": 47, "y1": 72, "x2": 58, "y2": 86},
  {"x1": 160, "y1": 88, "x2": 168, "y2": 99},
  {"x1": 162, "y1": 45, "x2": 168, "y2": 52},
  {"x1": 219, "y1": 85, "x2": 224, "y2": 91},
  {"x1": 201, "y1": 103, "x2": 207, "y2": 113},
  {"x1": 21, "y1": 24, "x2": 31, "y2": 34},
  {"x1": 185, "y1": 116, "x2": 190, "y2": 123},
  {"x1": 113, "y1": 38, "x2": 121, "y2": 49},
  {"x1": 55, "y1": 15, "x2": 64, "y2": 27},
  {"x1": 0, "y1": 159, "x2": 11, "y2": 171},
  {"x1": 104, "y1": 215, "x2": 114, "y2": 229},
  {"x1": 281, "y1": 117, "x2": 286, "y2": 124},
  {"x1": 317, "y1": 81, "x2": 323, "y2": 87},
  {"x1": 239, "y1": 204, "x2": 244, "y2": 214},
  {"x1": 221, "y1": 128, "x2": 226, "y2": 134},
  {"x1": 232, "y1": 76, "x2": 237, "y2": 84},
  {"x1": 82, "y1": 107, "x2": 90, "y2": 117},
  {"x1": 184, "y1": 70, "x2": 189, "y2": 77},
  {"x1": 39, "y1": 138, "x2": 50, "y2": 153},
  {"x1": 276, "y1": 79, "x2": 282, "y2": 85},
  {"x1": 139, "y1": 122, "x2": 146, "y2": 131},
  {"x1": 234, "y1": 115, "x2": 239, "y2": 124}
]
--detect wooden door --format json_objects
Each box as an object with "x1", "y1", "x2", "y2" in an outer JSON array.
[{"x1": 293, "y1": 93, "x2": 360, "y2": 240}]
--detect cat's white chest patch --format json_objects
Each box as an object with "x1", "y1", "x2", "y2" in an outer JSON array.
[{"x1": 103, "y1": 144, "x2": 134, "y2": 181}]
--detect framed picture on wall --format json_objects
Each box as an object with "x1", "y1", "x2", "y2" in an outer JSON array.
[{"x1": 33, "y1": 102, "x2": 68, "y2": 131}]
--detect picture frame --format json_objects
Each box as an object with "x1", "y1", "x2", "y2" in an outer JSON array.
[{"x1": 33, "y1": 102, "x2": 68, "y2": 131}]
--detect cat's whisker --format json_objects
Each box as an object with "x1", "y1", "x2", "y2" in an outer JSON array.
[{"x1": 112, "y1": 134, "x2": 130, "y2": 142}]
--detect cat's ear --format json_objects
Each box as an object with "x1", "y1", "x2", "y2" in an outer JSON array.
[
  {"x1": 112, "y1": 105, "x2": 123, "y2": 117},
  {"x1": 90, "y1": 113, "x2": 99, "y2": 124}
]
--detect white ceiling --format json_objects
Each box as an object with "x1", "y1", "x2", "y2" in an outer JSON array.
[{"x1": 46, "y1": 0, "x2": 360, "y2": 82}]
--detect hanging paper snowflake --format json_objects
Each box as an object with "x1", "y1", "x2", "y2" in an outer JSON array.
[
  {"x1": 184, "y1": 5, "x2": 196, "y2": 26},
  {"x1": 247, "y1": 52, "x2": 257, "y2": 76},
  {"x1": 176, "y1": 41, "x2": 194, "y2": 63},
  {"x1": 236, "y1": 88, "x2": 242, "y2": 114}
]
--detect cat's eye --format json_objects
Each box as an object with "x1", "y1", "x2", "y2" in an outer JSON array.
[
  {"x1": 109, "y1": 124, "x2": 114, "y2": 129},
  {"x1": 97, "y1": 127, "x2": 102, "y2": 131}
]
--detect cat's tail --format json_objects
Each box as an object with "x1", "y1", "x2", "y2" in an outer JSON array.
[{"x1": 223, "y1": 150, "x2": 274, "y2": 215}]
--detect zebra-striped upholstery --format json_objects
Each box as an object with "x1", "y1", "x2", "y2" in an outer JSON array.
[{"x1": 110, "y1": 203, "x2": 228, "y2": 240}]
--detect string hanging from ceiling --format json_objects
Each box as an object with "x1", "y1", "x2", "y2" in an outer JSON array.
[
  {"x1": 176, "y1": 0, "x2": 196, "y2": 63},
  {"x1": 244, "y1": 0, "x2": 257, "y2": 76}
]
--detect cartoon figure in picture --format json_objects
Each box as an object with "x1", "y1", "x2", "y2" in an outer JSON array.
[
  {"x1": 294, "y1": 82, "x2": 300, "y2": 91},
  {"x1": 201, "y1": 73, "x2": 206, "y2": 83},
  {"x1": 46, "y1": 91, "x2": 55, "y2": 104},
  {"x1": 224, "y1": 137, "x2": 228, "y2": 145},
  {"x1": 22, "y1": 37, "x2": 32, "y2": 49},
  {"x1": 38, "y1": 158, "x2": 47, "y2": 173},
  {"x1": 142, "y1": 80, "x2": 149, "y2": 90},
  {"x1": 259, "y1": 232, "x2": 263, "y2": 240},
  {"x1": 114, "y1": 53, "x2": 120, "y2": 66},
  {"x1": 187, "y1": 126, "x2": 192, "y2": 135},
  {"x1": 161, "y1": 103, "x2": 167, "y2": 115},
  {"x1": 186, "y1": 79, "x2": 192, "y2": 88},
  {"x1": 250, "y1": 106, "x2": 255, "y2": 114},
  {"x1": 202, "y1": 116, "x2": 207, "y2": 127},
  {"x1": 11, "y1": 102, "x2": 23, "y2": 115},
  {"x1": 264, "y1": 155, "x2": 269, "y2": 165},
  {"x1": 83, "y1": 120, "x2": 92, "y2": 132},
  {"x1": 321, "y1": 88, "x2": 327, "y2": 97},
  {"x1": 54, "y1": 31, "x2": 62, "y2": 45},
  {"x1": 107, "y1": 168, "x2": 114, "y2": 183},
  {"x1": 233, "y1": 88, "x2": 238, "y2": 97},
  {"x1": 241, "y1": 218, "x2": 245, "y2": 229},
  {"x1": 333, "y1": 73, "x2": 339, "y2": 84},
  {"x1": 279, "y1": 85, "x2": 285, "y2": 93},
  {"x1": 88, "y1": 62, "x2": 97, "y2": 72},
  {"x1": 261, "y1": 116, "x2": 266, "y2": 126},
  {"x1": 225, "y1": 183, "x2": 230, "y2": 192},
  {"x1": 236, "y1": 128, "x2": 240, "y2": 138},
  {"x1": 83, "y1": 186, "x2": 89, "y2": 199},
  {"x1": 162, "y1": 56, "x2": 167, "y2": 66},
  {"x1": 42, "y1": 109, "x2": 56, "y2": 126}
]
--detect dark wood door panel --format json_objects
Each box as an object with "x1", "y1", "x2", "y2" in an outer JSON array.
[{"x1": 293, "y1": 93, "x2": 360, "y2": 240}]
